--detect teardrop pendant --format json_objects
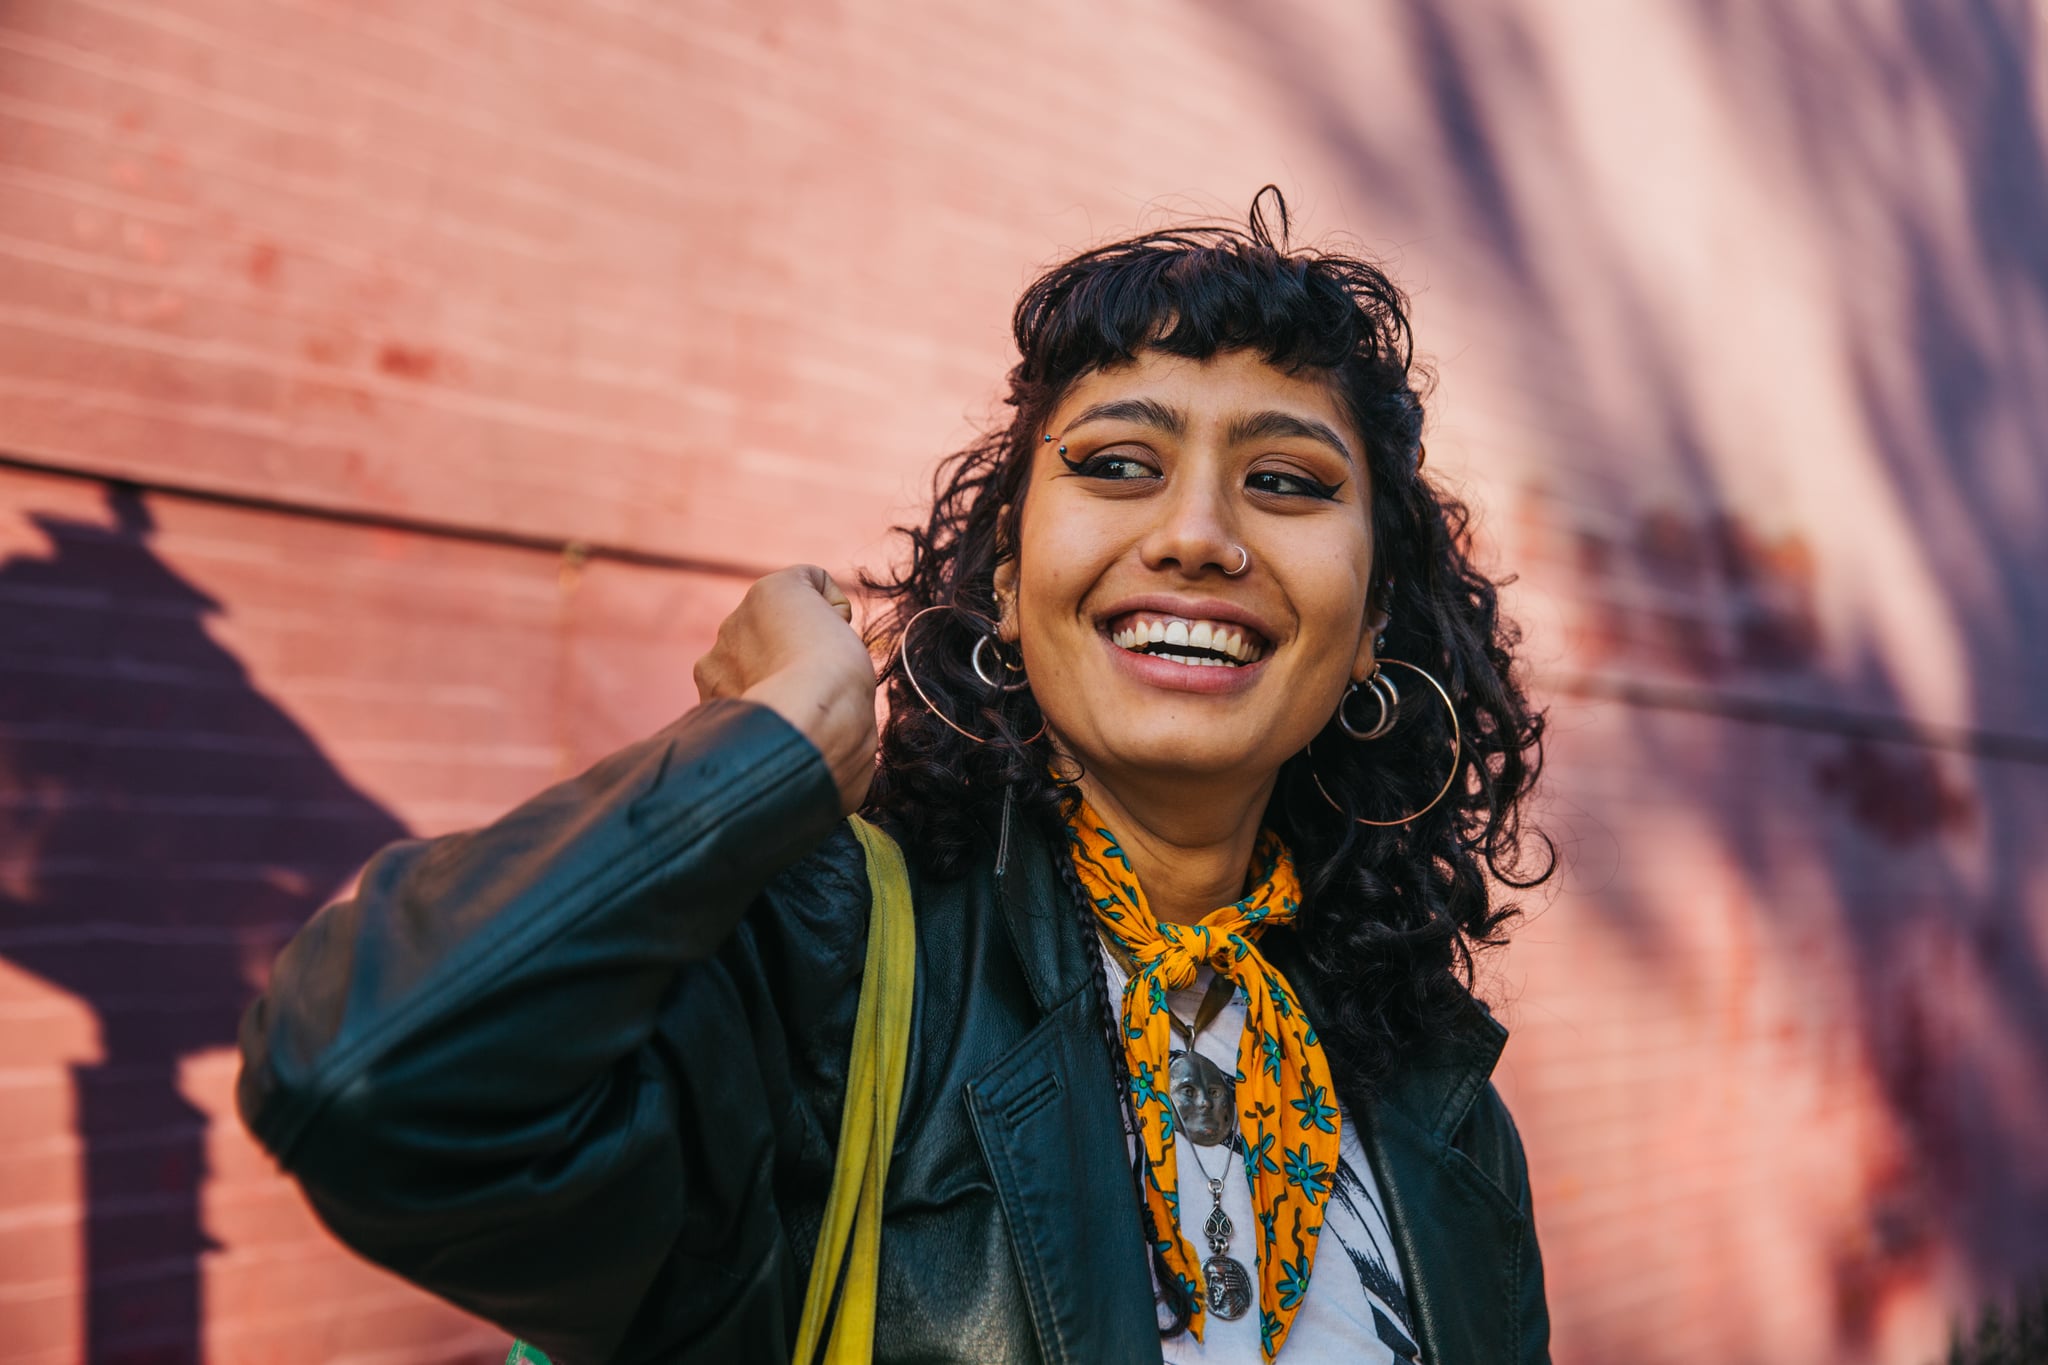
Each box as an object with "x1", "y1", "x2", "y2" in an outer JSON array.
[{"x1": 1204, "y1": 1201, "x2": 1233, "y2": 1247}]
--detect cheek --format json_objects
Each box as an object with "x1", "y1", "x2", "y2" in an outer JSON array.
[
  {"x1": 1016, "y1": 512, "x2": 1121, "y2": 632},
  {"x1": 1288, "y1": 557, "x2": 1374, "y2": 651}
]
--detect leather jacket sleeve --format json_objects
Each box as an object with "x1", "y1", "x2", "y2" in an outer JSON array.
[{"x1": 235, "y1": 699, "x2": 846, "y2": 1363}]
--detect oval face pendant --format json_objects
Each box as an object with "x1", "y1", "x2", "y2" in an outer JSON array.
[
  {"x1": 1203, "y1": 1253, "x2": 1254, "y2": 1321},
  {"x1": 1167, "y1": 1049, "x2": 1237, "y2": 1147}
]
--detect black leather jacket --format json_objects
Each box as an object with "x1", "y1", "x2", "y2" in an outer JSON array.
[{"x1": 237, "y1": 700, "x2": 1549, "y2": 1364}]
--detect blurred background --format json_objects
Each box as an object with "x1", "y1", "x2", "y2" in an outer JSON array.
[{"x1": 1, "y1": 1, "x2": 2045, "y2": 1362}]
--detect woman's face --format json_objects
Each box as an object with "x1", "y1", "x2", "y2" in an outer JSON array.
[{"x1": 996, "y1": 347, "x2": 1381, "y2": 792}]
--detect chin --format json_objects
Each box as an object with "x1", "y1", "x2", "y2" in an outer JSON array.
[{"x1": 1087, "y1": 732, "x2": 1275, "y2": 784}]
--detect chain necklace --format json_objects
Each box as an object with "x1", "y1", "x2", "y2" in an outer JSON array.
[{"x1": 1096, "y1": 926, "x2": 1256, "y2": 1321}]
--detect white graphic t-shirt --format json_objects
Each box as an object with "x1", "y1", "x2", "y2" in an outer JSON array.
[{"x1": 1101, "y1": 948, "x2": 1424, "y2": 1364}]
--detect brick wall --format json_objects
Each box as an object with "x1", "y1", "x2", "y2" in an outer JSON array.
[{"x1": 2, "y1": 1, "x2": 2044, "y2": 1362}]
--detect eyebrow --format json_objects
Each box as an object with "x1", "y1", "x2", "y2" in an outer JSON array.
[
  {"x1": 1227, "y1": 409, "x2": 1355, "y2": 465},
  {"x1": 1062, "y1": 397, "x2": 1187, "y2": 436}
]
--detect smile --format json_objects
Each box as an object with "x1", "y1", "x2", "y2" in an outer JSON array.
[{"x1": 1105, "y1": 612, "x2": 1269, "y2": 668}]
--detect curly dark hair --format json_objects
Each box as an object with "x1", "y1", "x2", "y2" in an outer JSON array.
[{"x1": 861, "y1": 183, "x2": 1549, "y2": 1149}]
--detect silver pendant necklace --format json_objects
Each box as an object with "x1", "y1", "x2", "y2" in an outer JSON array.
[
  {"x1": 1095, "y1": 928, "x2": 1255, "y2": 1322},
  {"x1": 1179, "y1": 1118, "x2": 1255, "y2": 1321},
  {"x1": 1165, "y1": 972, "x2": 1252, "y2": 1322}
]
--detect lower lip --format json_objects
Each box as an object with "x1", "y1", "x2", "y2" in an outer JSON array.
[{"x1": 1101, "y1": 632, "x2": 1270, "y2": 694}]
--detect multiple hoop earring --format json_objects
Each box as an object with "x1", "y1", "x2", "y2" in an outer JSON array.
[
  {"x1": 896, "y1": 599, "x2": 1458, "y2": 827},
  {"x1": 1310, "y1": 657, "x2": 1461, "y2": 826},
  {"x1": 898, "y1": 604, "x2": 1046, "y2": 746},
  {"x1": 970, "y1": 633, "x2": 1032, "y2": 693},
  {"x1": 1336, "y1": 665, "x2": 1401, "y2": 741}
]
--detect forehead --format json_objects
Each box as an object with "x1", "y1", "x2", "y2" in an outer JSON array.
[{"x1": 1051, "y1": 347, "x2": 1354, "y2": 437}]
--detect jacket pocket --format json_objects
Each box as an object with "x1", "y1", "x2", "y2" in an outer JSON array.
[{"x1": 999, "y1": 1071, "x2": 1064, "y2": 1126}]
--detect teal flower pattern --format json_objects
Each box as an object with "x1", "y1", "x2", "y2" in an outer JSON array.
[
  {"x1": 1277, "y1": 1253, "x2": 1313, "y2": 1310},
  {"x1": 1291, "y1": 1078, "x2": 1338, "y2": 1134},
  {"x1": 1283, "y1": 1142, "x2": 1332, "y2": 1206}
]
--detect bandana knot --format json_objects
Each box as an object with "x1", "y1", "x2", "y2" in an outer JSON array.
[{"x1": 1142, "y1": 923, "x2": 1239, "y2": 986}]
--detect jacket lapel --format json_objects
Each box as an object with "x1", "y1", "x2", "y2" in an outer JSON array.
[
  {"x1": 1265, "y1": 930, "x2": 1523, "y2": 1365},
  {"x1": 965, "y1": 812, "x2": 1162, "y2": 1365}
]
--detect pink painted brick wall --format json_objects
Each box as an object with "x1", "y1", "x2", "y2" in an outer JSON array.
[{"x1": 3, "y1": 2, "x2": 2045, "y2": 1362}]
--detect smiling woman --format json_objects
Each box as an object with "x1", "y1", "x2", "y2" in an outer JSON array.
[
  {"x1": 237, "y1": 189, "x2": 1553, "y2": 1365},
  {"x1": 872, "y1": 190, "x2": 1546, "y2": 1099}
]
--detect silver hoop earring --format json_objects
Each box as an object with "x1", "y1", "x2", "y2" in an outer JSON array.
[
  {"x1": 1336, "y1": 668, "x2": 1401, "y2": 741},
  {"x1": 898, "y1": 604, "x2": 1046, "y2": 746},
  {"x1": 1308, "y1": 658, "x2": 1461, "y2": 826},
  {"x1": 1222, "y1": 545, "x2": 1250, "y2": 577},
  {"x1": 971, "y1": 633, "x2": 1032, "y2": 693}
]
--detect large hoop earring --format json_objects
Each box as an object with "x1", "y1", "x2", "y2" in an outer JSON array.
[
  {"x1": 898, "y1": 604, "x2": 1047, "y2": 746},
  {"x1": 1336, "y1": 668, "x2": 1401, "y2": 741},
  {"x1": 1309, "y1": 658, "x2": 1461, "y2": 826}
]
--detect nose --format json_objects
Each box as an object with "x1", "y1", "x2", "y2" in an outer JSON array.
[{"x1": 1137, "y1": 463, "x2": 1242, "y2": 579}]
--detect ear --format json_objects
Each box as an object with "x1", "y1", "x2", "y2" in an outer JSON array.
[
  {"x1": 1352, "y1": 593, "x2": 1391, "y2": 682},
  {"x1": 992, "y1": 503, "x2": 1020, "y2": 644}
]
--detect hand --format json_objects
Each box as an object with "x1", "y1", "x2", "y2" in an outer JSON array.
[{"x1": 693, "y1": 566, "x2": 878, "y2": 816}]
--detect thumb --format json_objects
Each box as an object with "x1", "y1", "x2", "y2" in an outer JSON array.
[{"x1": 817, "y1": 571, "x2": 854, "y2": 624}]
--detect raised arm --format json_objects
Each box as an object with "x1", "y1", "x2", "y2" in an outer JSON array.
[{"x1": 236, "y1": 567, "x2": 879, "y2": 1362}]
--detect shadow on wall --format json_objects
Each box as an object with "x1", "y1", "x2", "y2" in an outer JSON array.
[
  {"x1": 1197, "y1": 0, "x2": 2048, "y2": 1353},
  {"x1": 0, "y1": 486, "x2": 407, "y2": 1365}
]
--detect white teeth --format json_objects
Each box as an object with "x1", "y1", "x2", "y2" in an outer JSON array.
[{"x1": 1107, "y1": 614, "x2": 1267, "y2": 666}]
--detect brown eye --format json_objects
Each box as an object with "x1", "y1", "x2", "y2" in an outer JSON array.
[
  {"x1": 1062, "y1": 448, "x2": 1159, "y2": 481},
  {"x1": 1248, "y1": 468, "x2": 1343, "y2": 500}
]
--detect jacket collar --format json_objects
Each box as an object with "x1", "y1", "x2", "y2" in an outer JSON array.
[{"x1": 992, "y1": 800, "x2": 1094, "y2": 1015}]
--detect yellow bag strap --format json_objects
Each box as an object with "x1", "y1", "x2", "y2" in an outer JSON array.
[{"x1": 791, "y1": 814, "x2": 918, "y2": 1365}]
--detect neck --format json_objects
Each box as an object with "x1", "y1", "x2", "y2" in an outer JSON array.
[{"x1": 1075, "y1": 766, "x2": 1279, "y2": 926}]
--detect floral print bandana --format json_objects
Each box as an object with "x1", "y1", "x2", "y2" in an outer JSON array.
[{"x1": 1065, "y1": 796, "x2": 1339, "y2": 1361}]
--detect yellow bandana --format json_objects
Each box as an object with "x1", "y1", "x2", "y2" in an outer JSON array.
[{"x1": 1064, "y1": 797, "x2": 1339, "y2": 1361}]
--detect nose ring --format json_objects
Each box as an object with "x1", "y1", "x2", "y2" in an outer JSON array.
[{"x1": 1223, "y1": 545, "x2": 1250, "y2": 577}]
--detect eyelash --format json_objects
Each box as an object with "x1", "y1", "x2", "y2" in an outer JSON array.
[{"x1": 1061, "y1": 451, "x2": 1343, "y2": 501}]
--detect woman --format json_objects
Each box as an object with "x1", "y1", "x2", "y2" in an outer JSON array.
[{"x1": 237, "y1": 190, "x2": 1552, "y2": 1364}]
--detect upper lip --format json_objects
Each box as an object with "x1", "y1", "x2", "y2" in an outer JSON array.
[{"x1": 1094, "y1": 594, "x2": 1281, "y2": 649}]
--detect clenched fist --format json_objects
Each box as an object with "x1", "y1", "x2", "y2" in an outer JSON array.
[{"x1": 694, "y1": 566, "x2": 879, "y2": 816}]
